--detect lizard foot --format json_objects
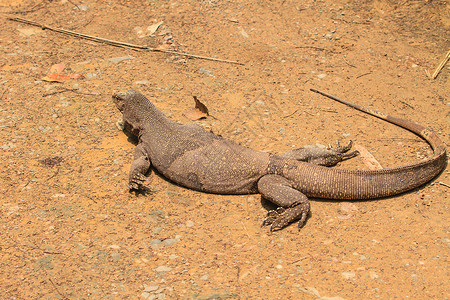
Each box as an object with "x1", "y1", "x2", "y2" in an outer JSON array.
[
  {"x1": 128, "y1": 173, "x2": 149, "y2": 191},
  {"x1": 281, "y1": 140, "x2": 359, "y2": 166},
  {"x1": 262, "y1": 202, "x2": 310, "y2": 231},
  {"x1": 327, "y1": 140, "x2": 359, "y2": 160}
]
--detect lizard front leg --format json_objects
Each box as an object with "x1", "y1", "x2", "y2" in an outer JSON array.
[
  {"x1": 257, "y1": 174, "x2": 310, "y2": 231},
  {"x1": 128, "y1": 143, "x2": 151, "y2": 190},
  {"x1": 280, "y1": 140, "x2": 358, "y2": 166}
]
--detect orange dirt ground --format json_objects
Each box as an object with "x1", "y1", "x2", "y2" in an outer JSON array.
[{"x1": 1, "y1": 0, "x2": 449, "y2": 298}]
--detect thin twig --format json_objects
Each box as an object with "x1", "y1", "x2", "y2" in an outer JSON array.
[
  {"x1": 399, "y1": 100, "x2": 414, "y2": 109},
  {"x1": 7, "y1": 17, "x2": 244, "y2": 65},
  {"x1": 283, "y1": 108, "x2": 301, "y2": 119},
  {"x1": 430, "y1": 50, "x2": 450, "y2": 79},
  {"x1": 48, "y1": 277, "x2": 69, "y2": 299},
  {"x1": 42, "y1": 88, "x2": 98, "y2": 97},
  {"x1": 343, "y1": 57, "x2": 357, "y2": 68},
  {"x1": 436, "y1": 181, "x2": 450, "y2": 188},
  {"x1": 296, "y1": 46, "x2": 336, "y2": 53},
  {"x1": 356, "y1": 71, "x2": 372, "y2": 79},
  {"x1": 0, "y1": 88, "x2": 7, "y2": 100}
]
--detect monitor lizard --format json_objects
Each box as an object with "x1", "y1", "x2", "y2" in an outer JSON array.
[{"x1": 113, "y1": 89, "x2": 447, "y2": 231}]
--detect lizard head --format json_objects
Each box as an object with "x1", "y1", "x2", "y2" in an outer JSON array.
[
  {"x1": 112, "y1": 90, "x2": 135, "y2": 112},
  {"x1": 112, "y1": 90, "x2": 143, "y2": 136}
]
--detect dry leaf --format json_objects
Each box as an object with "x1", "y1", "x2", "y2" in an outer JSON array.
[
  {"x1": 42, "y1": 63, "x2": 84, "y2": 82},
  {"x1": 42, "y1": 73, "x2": 85, "y2": 82},
  {"x1": 147, "y1": 21, "x2": 164, "y2": 36},
  {"x1": 49, "y1": 63, "x2": 65, "y2": 73},
  {"x1": 183, "y1": 96, "x2": 209, "y2": 120},
  {"x1": 354, "y1": 144, "x2": 383, "y2": 170}
]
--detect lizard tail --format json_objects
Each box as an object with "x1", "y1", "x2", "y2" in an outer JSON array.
[{"x1": 280, "y1": 90, "x2": 447, "y2": 200}]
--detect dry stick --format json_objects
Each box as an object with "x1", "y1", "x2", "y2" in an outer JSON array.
[
  {"x1": 430, "y1": 50, "x2": 450, "y2": 79},
  {"x1": 7, "y1": 17, "x2": 244, "y2": 65},
  {"x1": 436, "y1": 181, "x2": 450, "y2": 189},
  {"x1": 356, "y1": 71, "x2": 372, "y2": 79}
]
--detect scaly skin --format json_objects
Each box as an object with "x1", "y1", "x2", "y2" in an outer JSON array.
[{"x1": 113, "y1": 89, "x2": 447, "y2": 231}]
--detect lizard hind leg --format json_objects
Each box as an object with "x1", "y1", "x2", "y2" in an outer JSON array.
[
  {"x1": 257, "y1": 174, "x2": 310, "y2": 231},
  {"x1": 280, "y1": 140, "x2": 358, "y2": 166}
]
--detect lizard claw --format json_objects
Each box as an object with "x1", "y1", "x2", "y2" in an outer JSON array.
[
  {"x1": 262, "y1": 207, "x2": 286, "y2": 227},
  {"x1": 262, "y1": 203, "x2": 310, "y2": 231},
  {"x1": 128, "y1": 173, "x2": 149, "y2": 190}
]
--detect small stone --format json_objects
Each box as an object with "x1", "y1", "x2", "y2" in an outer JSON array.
[
  {"x1": 144, "y1": 285, "x2": 159, "y2": 292},
  {"x1": 111, "y1": 251, "x2": 121, "y2": 261},
  {"x1": 239, "y1": 27, "x2": 249, "y2": 38},
  {"x1": 38, "y1": 126, "x2": 50, "y2": 133},
  {"x1": 154, "y1": 265, "x2": 172, "y2": 273},
  {"x1": 86, "y1": 72, "x2": 97, "y2": 79},
  {"x1": 341, "y1": 271, "x2": 355, "y2": 280},
  {"x1": 108, "y1": 57, "x2": 133, "y2": 64},
  {"x1": 75, "y1": 5, "x2": 89, "y2": 11},
  {"x1": 162, "y1": 238, "x2": 178, "y2": 247},
  {"x1": 152, "y1": 227, "x2": 163, "y2": 234},
  {"x1": 198, "y1": 68, "x2": 214, "y2": 77},
  {"x1": 186, "y1": 220, "x2": 194, "y2": 227},
  {"x1": 232, "y1": 128, "x2": 243, "y2": 134},
  {"x1": 317, "y1": 73, "x2": 327, "y2": 79},
  {"x1": 150, "y1": 239, "x2": 162, "y2": 249},
  {"x1": 369, "y1": 270, "x2": 379, "y2": 279},
  {"x1": 339, "y1": 202, "x2": 358, "y2": 215},
  {"x1": 200, "y1": 274, "x2": 209, "y2": 281},
  {"x1": 134, "y1": 80, "x2": 151, "y2": 85}
]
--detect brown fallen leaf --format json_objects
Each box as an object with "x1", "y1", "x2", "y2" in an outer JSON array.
[
  {"x1": 183, "y1": 96, "x2": 209, "y2": 120},
  {"x1": 42, "y1": 73, "x2": 85, "y2": 82},
  {"x1": 42, "y1": 63, "x2": 85, "y2": 82},
  {"x1": 49, "y1": 63, "x2": 65, "y2": 73},
  {"x1": 354, "y1": 144, "x2": 383, "y2": 170}
]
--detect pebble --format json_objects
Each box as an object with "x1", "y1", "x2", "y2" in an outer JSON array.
[
  {"x1": 144, "y1": 285, "x2": 159, "y2": 292},
  {"x1": 198, "y1": 68, "x2": 214, "y2": 77},
  {"x1": 75, "y1": 5, "x2": 89, "y2": 11},
  {"x1": 107, "y1": 57, "x2": 133, "y2": 64},
  {"x1": 134, "y1": 80, "x2": 151, "y2": 85},
  {"x1": 111, "y1": 251, "x2": 121, "y2": 261},
  {"x1": 317, "y1": 73, "x2": 327, "y2": 79},
  {"x1": 162, "y1": 238, "x2": 179, "y2": 247},
  {"x1": 200, "y1": 274, "x2": 209, "y2": 281},
  {"x1": 154, "y1": 265, "x2": 172, "y2": 273},
  {"x1": 239, "y1": 27, "x2": 249, "y2": 38},
  {"x1": 152, "y1": 227, "x2": 163, "y2": 234},
  {"x1": 186, "y1": 220, "x2": 194, "y2": 227},
  {"x1": 341, "y1": 271, "x2": 356, "y2": 280},
  {"x1": 369, "y1": 270, "x2": 379, "y2": 279},
  {"x1": 0, "y1": 142, "x2": 16, "y2": 150},
  {"x1": 150, "y1": 239, "x2": 162, "y2": 249}
]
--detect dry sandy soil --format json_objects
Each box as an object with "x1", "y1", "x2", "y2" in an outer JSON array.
[{"x1": 1, "y1": 0, "x2": 449, "y2": 299}]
